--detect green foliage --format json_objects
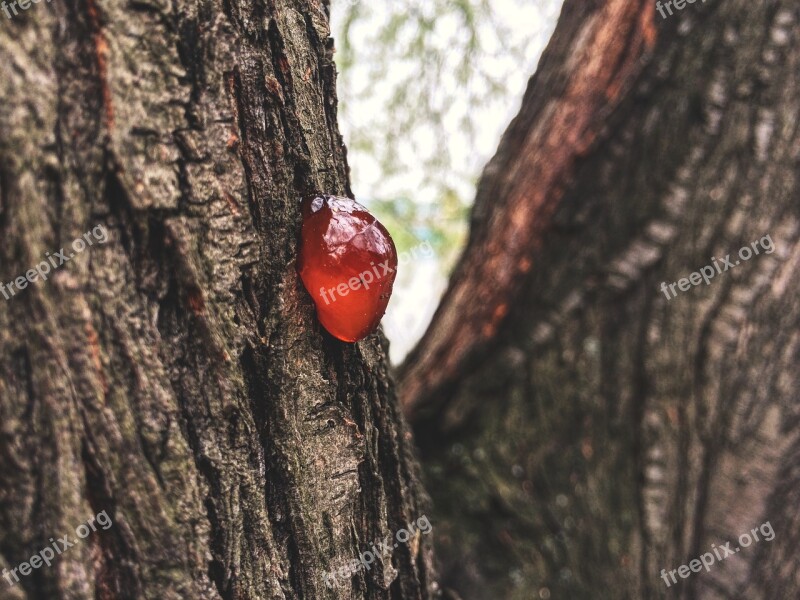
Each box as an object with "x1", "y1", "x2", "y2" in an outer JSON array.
[{"x1": 366, "y1": 189, "x2": 468, "y2": 265}]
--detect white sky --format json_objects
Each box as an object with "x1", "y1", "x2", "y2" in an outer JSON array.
[{"x1": 332, "y1": 0, "x2": 563, "y2": 362}]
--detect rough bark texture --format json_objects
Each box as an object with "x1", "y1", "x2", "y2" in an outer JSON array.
[
  {"x1": 0, "y1": 1, "x2": 437, "y2": 599},
  {"x1": 399, "y1": 0, "x2": 657, "y2": 418},
  {"x1": 402, "y1": 1, "x2": 800, "y2": 599}
]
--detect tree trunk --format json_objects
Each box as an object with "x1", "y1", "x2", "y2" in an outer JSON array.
[
  {"x1": 401, "y1": 1, "x2": 800, "y2": 599},
  {"x1": 0, "y1": 1, "x2": 436, "y2": 599}
]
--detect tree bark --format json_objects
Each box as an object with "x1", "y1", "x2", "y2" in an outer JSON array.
[
  {"x1": 0, "y1": 1, "x2": 436, "y2": 599},
  {"x1": 401, "y1": 1, "x2": 800, "y2": 599}
]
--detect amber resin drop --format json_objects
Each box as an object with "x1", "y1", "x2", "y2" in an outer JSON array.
[{"x1": 297, "y1": 195, "x2": 398, "y2": 342}]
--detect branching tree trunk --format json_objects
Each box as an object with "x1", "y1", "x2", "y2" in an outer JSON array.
[
  {"x1": 0, "y1": 1, "x2": 437, "y2": 599},
  {"x1": 401, "y1": 1, "x2": 800, "y2": 599}
]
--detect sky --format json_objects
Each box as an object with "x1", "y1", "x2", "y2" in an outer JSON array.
[{"x1": 332, "y1": 0, "x2": 563, "y2": 362}]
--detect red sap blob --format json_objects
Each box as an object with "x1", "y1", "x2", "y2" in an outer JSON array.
[{"x1": 297, "y1": 195, "x2": 398, "y2": 342}]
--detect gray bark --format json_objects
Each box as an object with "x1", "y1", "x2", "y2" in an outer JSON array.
[
  {"x1": 0, "y1": 1, "x2": 436, "y2": 599},
  {"x1": 402, "y1": 1, "x2": 800, "y2": 599}
]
